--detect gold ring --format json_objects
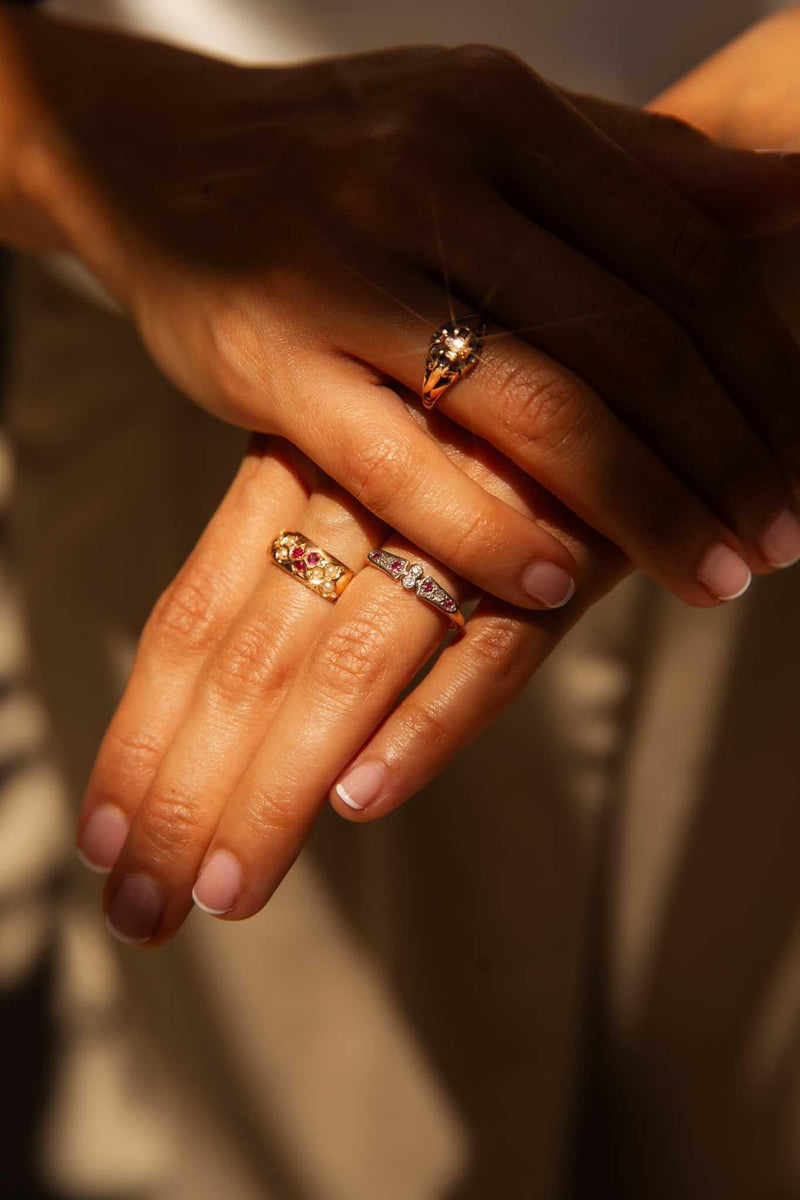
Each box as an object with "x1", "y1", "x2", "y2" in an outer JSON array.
[
  {"x1": 422, "y1": 314, "x2": 486, "y2": 409},
  {"x1": 366, "y1": 548, "x2": 465, "y2": 628},
  {"x1": 270, "y1": 531, "x2": 354, "y2": 602}
]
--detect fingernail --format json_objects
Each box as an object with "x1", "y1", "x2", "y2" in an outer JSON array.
[
  {"x1": 334, "y1": 761, "x2": 388, "y2": 812},
  {"x1": 77, "y1": 805, "x2": 130, "y2": 874},
  {"x1": 758, "y1": 508, "x2": 800, "y2": 568},
  {"x1": 697, "y1": 542, "x2": 752, "y2": 601},
  {"x1": 105, "y1": 874, "x2": 164, "y2": 945},
  {"x1": 192, "y1": 850, "x2": 242, "y2": 915},
  {"x1": 521, "y1": 562, "x2": 576, "y2": 608}
]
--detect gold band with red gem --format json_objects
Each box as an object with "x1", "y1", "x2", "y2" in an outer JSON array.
[
  {"x1": 270, "y1": 531, "x2": 354, "y2": 602},
  {"x1": 366, "y1": 548, "x2": 465, "y2": 628},
  {"x1": 422, "y1": 314, "x2": 486, "y2": 409}
]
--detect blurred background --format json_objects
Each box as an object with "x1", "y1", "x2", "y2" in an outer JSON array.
[{"x1": 1, "y1": 2, "x2": 800, "y2": 1198}]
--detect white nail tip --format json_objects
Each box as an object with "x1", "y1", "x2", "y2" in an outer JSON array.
[
  {"x1": 76, "y1": 846, "x2": 112, "y2": 875},
  {"x1": 718, "y1": 571, "x2": 753, "y2": 602},
  {"x1": 191, "y1": 888, "x2": 233, "y2": 916},
  {"x1": 334, "y1": 783, "x2": 364, "y2": 811}
]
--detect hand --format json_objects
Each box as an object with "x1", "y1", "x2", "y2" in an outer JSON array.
[
  {"x1": 77, "y1": 424, "x2": 625, "y2": 946},
  {"x1": 7, "y1": 14, "x2": 800, "y2": 611}
]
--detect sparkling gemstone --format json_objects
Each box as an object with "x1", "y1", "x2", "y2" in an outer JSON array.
[
  {"x1": 306, "y1": 551, "x2": 321, "y2": 566},
  {"x1": 421, "y1": 581, "x2": 433, "y2": 594},
  {"x1": 444, "y1": 598, "x2": 457, "y2": 612},
  {"x1": 391, "y1": 559, "x2": 403, "y2": 573},
  {"x1": 290, "y1": 546, "x2": 304, "y2": 561},
  {"x1": 443, "y1": 335, "x2": 467, "y2": 359},
  {"x1": 402, "y1": 575, "x2": 416, "y2": 589}
]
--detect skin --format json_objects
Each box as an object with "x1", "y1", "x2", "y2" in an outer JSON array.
[
  {"x1": 79, "y1": 11, "x2": 800, "y2": 945},
  {"x1": 2, "y1": 13, "x2": 800, "y2": 610},
  {"x1": 0, "y1": 11, "x2": 796, "y2": 939}
]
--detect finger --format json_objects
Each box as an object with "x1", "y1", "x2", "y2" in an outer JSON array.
[
  {"x1": 330, "y1": 571, "x2": 624, "y2": 820},
  {"x1": 190, "y1": 472, "x2": 620, "y2": 930},
  {"x1": 277, "y1": 352, "x2": 580, "y2": 609},
  {"x1": 416, "y1": 189, "x2": 798, "y2": 577},
  {"x1": 101, "y1": 488, "x2": 381, "y2": 944},
  {"x1": 565, "y1": 91, "x2": 800, "y2": 238},
  {"x1": 77, "y1": 437, "x2": 309, "y2": 872},
  {"x1": 491, "y1": 65, "x2": 800, "y2": 497},
  {"x1": 333, "y1": 262, "x2": 775, "y2": 604},
  {"x1": 100, "y1": 534, "x2": 466, "y2": 942}
]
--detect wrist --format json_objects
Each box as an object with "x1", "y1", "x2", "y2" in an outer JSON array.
[{"x1": 651, "y1": 7, "x2": 800, "y2": 149}]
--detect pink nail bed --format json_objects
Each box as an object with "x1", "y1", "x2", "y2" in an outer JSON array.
[
  {"x1": 697, "y1": 542, "x2": 752, "y2": 601},
  {"x1": 759, "y1": 508, "x2": 800, "y2": 568},
  {"x1": 192, "y1": 850, "x2": 242, "y2": 915},
  {"x1": 334, "y1": 761, "x2": 387, "y2": 811},
  {"x1": 105, "y1": 874, "x2": 164, "y2": 945},
  {"x1": 77, "y1": 805, "x2": 130, "y2": 874},
  {"x1": 521, "y1": 562, "x2": 576, "y2": 608}
]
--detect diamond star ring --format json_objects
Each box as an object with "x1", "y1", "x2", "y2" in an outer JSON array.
[
  {"x1": 422, "y1": 314, "x2": 486, "y2": 409},
  {"x1": 271, "y1": 531, "x2": 354, "y2": 602},
  {"x1": 366, "y1": 549, "x2": 465, "y2": 628}
]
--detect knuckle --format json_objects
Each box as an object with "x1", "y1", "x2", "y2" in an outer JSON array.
[
  {"x1": 447, "y1": 502, "x2": 505, "y2": 566},
  {"x1": 465, "y1": 617, "x2": 526, "y2": 680},
  {"x1": 97, "y1": 724, "x2": 164, "y2": 799},
  {"x1": 398, "y1": 696, "x2": 453, "y2": 756},
  {"x1": 640, "y1": 109, "x2": 705, "y2": 146},
  {"x1": 492, "y1": 356, "x2": 594, "y2": 459},
  {"x1": 665, "y1": 213, "x2": 740, "y2": 306},
  {"x1": 449, "y1": 42, "x2": 531, "y2": 87},
  {"x1": 207, "y1": 612, "x2": 287, "y2": 705},
  {"x1": 137, "y1": 786, "x2": 206, "y2": 864},
  {"x1": 145, "y1": 566, "x2": 228, "y2": 658},
  {"x1": 240, "y1": 784, "x2": 298, "y2": 837},
  {"x1": 350, "y1": 434, "x2": 418, "y2": 518},
  {"x1": 601, "y1": 298, "x2": 689, "y2": 394},
  {"x1": 311, "y1": 603, "x2": 391, "y2": 698}
]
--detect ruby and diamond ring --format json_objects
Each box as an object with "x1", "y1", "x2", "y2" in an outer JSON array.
[
  {"x1": 271, "y1": 531, "x2": 354, "y2": 602},
  {"x1": 366, "y1": 549, "x2": 465, "y2": 628}
]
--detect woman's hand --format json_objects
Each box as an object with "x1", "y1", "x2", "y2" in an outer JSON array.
[
  {"x1": 6, "y1": 13, "x2": 800, "y2": 610},
  {"x1": 77, "y1": 425, "x2": 625, "y2": 946}
]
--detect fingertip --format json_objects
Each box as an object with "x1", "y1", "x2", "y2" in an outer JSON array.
[{"x1": 331, "y1": 760, "x2": 389, "y2": 818}]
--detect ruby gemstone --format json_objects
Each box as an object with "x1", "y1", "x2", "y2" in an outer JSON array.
[{"x1": 290, "y1": 546, "x2": 304, "y2": 561}]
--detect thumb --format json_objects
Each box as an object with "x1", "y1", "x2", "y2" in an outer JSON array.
[{"x1": 564, "y1": 91, "x2": 800, "y2": 238}]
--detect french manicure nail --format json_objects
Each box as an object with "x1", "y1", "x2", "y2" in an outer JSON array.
[
  {"x1": 192, "y1": 850, "x2": 242, "y2": 915},
  {"x1": 759, "y1": 508, "x2": 800, "y2": 568},
  {"x1": 77, "y1": 805, "x2": 130, "y2": 874},
  {"x1": 697, "y1": 542, "x2": 752, "y2": 601},
  {"x1": 521, "y1": 561, "x2": 576, "y2": 608},
  {"x1": 105, "y1": 874, "x2": 164, "y2": 945},
  {"x1": 334, "y1": 761, "x2": 388, "y2": 811}
]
